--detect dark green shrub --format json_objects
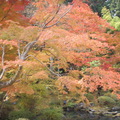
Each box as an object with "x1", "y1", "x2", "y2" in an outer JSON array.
[
  {"x1": 116, "y1": 100, "x2": 120, "y2": 106},
  {"x1": 98, "y1": 96, "x2": 116, "y2": 107},
  {"x1": 16, "y1": 94, "x2": 36, "y2": 111},
  {"x1": 49, "y1": 99, "x2": 62, "y2": 106},
  {"x1": 0, "y1": 102, "x2": 14, "y2": 120},
  {"x1": 38, "y1": 108, "x2": 63, "y2": 120},
  {"x1": 8, "y1": 109, "x2": 33, "y2": 120},
  {"x1": 85, "y1": 93, "x2": 94, "y2": 102},
  {"x1": 66, "y1": 102, "x2": 76, "y2": 108}
]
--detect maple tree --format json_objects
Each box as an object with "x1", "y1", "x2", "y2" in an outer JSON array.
[
  {"x1": 0, "y1": 0, "x2": 30, "y2": 26},
  {"x1": 0, "y1": 0, "x2": 120, "y2": 104}
]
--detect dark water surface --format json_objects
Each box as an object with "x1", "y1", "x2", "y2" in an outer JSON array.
[{"x1": 64, "y1": 112, "x2": 120, "y2": 120}]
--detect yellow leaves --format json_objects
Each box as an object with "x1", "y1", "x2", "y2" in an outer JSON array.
[
  {"x1": 43, "y1": 0, "x2": 64, "y2": 6},
  {"x1": 57, "y1": 0, "x2": 65, "y2": 4},
  {"x1": 9, "y1": 45, "x2": 14, "y2": 50},
  {"x1": 30, "y1": 70, "x2": 49, "y2": 80},
  {"x1": 69, "y1": 70, "x2": 83, "y2": 79},
  {"x1": 20, "y1": 26, "x2": 39, "y2": 42},
  {"x1": 31, "y1": 9, "x2": 50, "y2": 23},
  {"x1": 102, "y1": 6, "x2": 112, "y2": 22},
  {"x1": 35, "y1": 52, "x2": 50, "y2": 62},
  {"x1": 0, "y1": 21, "x2": 39, "y2": 44},
  {"x1": 22, "y1": 61, "x2": 41, "y2": 70},
  {"x1": 0, "y1": 21, "x2": 23, "y2": 40}
]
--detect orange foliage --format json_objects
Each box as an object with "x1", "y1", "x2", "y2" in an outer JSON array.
[
  {"x1": 0, "y1": 0, "x2": 120, "y2": 100},
  {"x1": 2, "y1": 82, "x2": 34, "y2": 98},
  {"x1": 0, "y1": 0, "x2": 30, "y2": 26},
  {"x1": 82, "y1": 67, "x2": 120, "y2": 97},
  {"x1": 56, "y1": 76, "x2": 85, "y2": 94}
]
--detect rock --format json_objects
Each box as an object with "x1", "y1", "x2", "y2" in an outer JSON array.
[
  {"x1": 63, "y1": 100, "x2": 67, "y2": 105},
  {"x1": 113, "y1": 113, "x2": 120, "y2": 117},
  {"x1": 103, "y1": 111, "x2": 118, "y2": 115},
  {"x1": 88, "y1": 108, "x2": 95, "y2": 112},
  {"x1": 74, "y1": 102, "x2": 87, "y2": 111},
  {"x1": 94, "y1": 111, "x2": 102, "y2": 115},
  {"x1": 111, "y1": 107, "x2": 120, "y2": 111},
  {"x1": 78, "y1": 102, "x2": 86, "y2": 108},
  {"x1": 63, "y1": 105, "x2": 75, "y2": 112},
  {"x1": 66, "y1": 107, "x2": 74, "y2": 112},
  {"x1": 15, "y1": 118, "x2": 29, "y2": 120},
  {"x1": 87, "y1": 108, "x2": 96, "y2": 114},
  {"x1": 90, "y1": 102, "x2": 95, "y2": 107}
]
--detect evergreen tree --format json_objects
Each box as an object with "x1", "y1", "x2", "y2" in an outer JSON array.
[
  {"x1": 85, "y1": 0, "x2": 120, "y2": 17},
  {"x1": 84, "y1": 0, "x2": 106, "y2": 16}
]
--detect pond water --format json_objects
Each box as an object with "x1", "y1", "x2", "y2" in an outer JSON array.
[{"x1": 64, "y1": 112, "x2": 120, "y2": 120}]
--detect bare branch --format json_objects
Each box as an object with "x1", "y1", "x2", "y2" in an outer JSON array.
[
  {"x1": 0, "y1": 69, "x2": 6, "y2": 80},
  {"x1": 0, "y1": 45, "x2": 6, "y2": 80},
  {"x1": 44, "y1": 49, "x2": 57, "y2": 58},
  {"x1": 0, "y1": 65, "x2": 22, "y2": 89},
  {"x1": 20, "y1": 40, "x2": 37, "y2": 60},
  {"x1": 20, "y1": 5, "x2": 73, "y2": 60},
  {"x1": 44, "y1": 5, "x2": 73, "y2": 28},
  {"x1": 1, "y1": 45, "x2": 5, "y2": 67},
  {"x1": 43, "y1": 4, "x2": 61, "y2": 28},
  {"x1": 17, "y1": 40, "x2": 21, "y2": 58},
  {"x1": 26, "y1": 55, "x2": 61, "y2": 77},
  {"x1": 22, "y1": 41, "x2": 35, "y2": 54}
]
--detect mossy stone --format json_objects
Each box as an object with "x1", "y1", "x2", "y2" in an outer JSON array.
[{"x1": 98, "y1": 96, "x2": 116, "y2": 107}]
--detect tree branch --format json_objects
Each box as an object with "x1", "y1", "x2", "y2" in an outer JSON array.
[
  {"x1": 43, "y1": 4, "x2": 61, "y2": 28},
  {"x1": 0, "y1": 45, "x2": 6, "y2": 80},
  {"x1": 0, "y1": 3, "x2": 72, "y2": 89},
  {"x1": 17, "y1": 40, "x2": 21, "y2": 58},
  {"x1": 1, "y1": 45, "x2": 5, "y2": 67},
  {"x1": 26, "y1": 55, "x2": 61, "y2": 77},
  {"x1": 0, "y1": 65, "x2": 22, "y2": 89},
  {"x1": 0, "y1": 69, "x2": 6, "y2": 80},
  {"x1": 20, "y1": 40, "x2": 37, "y2": 60},
  {"x1": 44, "y1": 5, "x2": 73, "y2": 28}
]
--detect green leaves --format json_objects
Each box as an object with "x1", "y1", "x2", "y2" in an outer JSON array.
[{"x1": 89, "y1": 60, "x2": 101, "y2": 67}]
